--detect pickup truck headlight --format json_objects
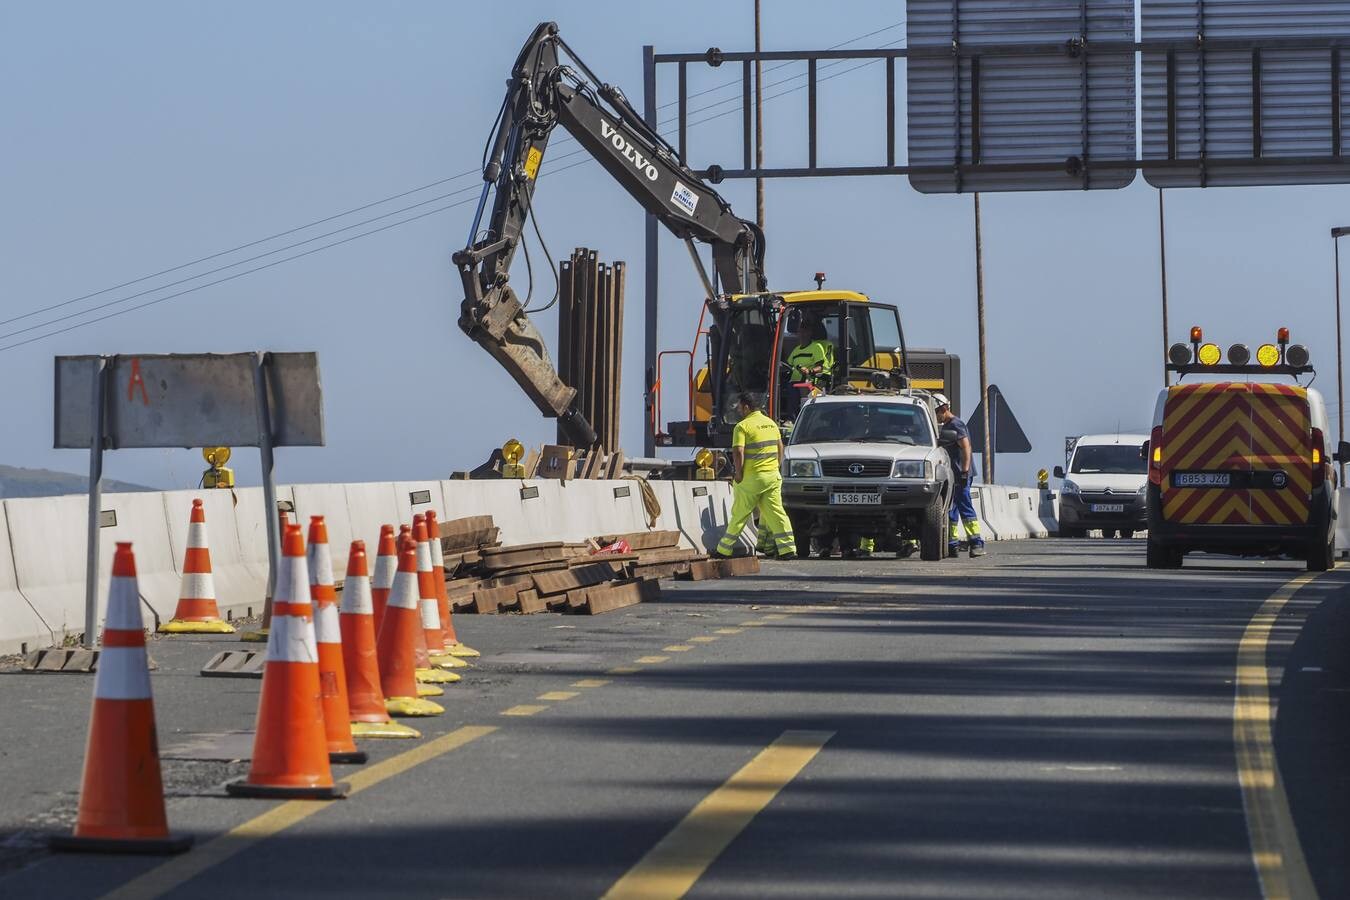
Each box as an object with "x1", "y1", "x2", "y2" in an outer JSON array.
[
  {"x1": 787, "y1": 459, "x2": 820, "y2": 478},
  {"x1": 891, "y1": 459, "x2": 930, "y2": 479},
  {"x1": 1062, "y1": 479, "x2": 1080, "y2": 495}
]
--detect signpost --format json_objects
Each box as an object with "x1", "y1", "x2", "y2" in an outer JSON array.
[{"x1": 55, "y1": 352, "x2": 323, "y2": 647}]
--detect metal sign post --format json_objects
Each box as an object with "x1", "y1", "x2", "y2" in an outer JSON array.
[
  {"x1": 81, "y1": 359, "x2": 108, "y2": 648},
  {"x1": 55, "y1": 352, "x2": 323, "y2": 647}
]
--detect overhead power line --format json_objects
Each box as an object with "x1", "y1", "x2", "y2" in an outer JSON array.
[{"x1": 5, "y1": 23, "x2": 907, "y2": 351}]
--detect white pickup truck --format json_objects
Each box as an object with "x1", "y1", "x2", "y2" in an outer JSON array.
[{"x1": 780, "y1": 392, "x2": 956, "y2": 560}]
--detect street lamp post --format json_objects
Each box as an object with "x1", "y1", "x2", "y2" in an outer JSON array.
[{"x1": 1331, "y1": 227, "x2": 1350, "y2": 481}]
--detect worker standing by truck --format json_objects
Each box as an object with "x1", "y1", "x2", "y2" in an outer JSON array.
[
  {"x1": 934, "y1": 394, "x2": 985, "y2": 558},
  {"x1": 716, "y1": 393, "x2": 797, "y2": 560}
]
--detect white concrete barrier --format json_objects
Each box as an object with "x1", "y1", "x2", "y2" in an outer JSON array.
[
  {"x1": 393, "y1": 480, "x2": 448, "y2": 525},
  {"x1": 0, "y1": 503, "x2": 50, "y2": 655},
  {"x1": 1336, "y1": 488, "x2": 1350, "y2": 556},
  {"x1": 234, "y1": 486, "x2": 295, "y2": 597},
  {"x1": 344, "y1": 482, "x2": 403, "y2": 547},
  {"x1": 161, "y1": 489, "x2": 262, "y2": 623},
  {"x1": 291, "y1": 483, "x2": 358, "y2": 554}
]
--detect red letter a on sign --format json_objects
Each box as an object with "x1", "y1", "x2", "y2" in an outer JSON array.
[{"x1": 127, "y1": 358, "x2": 149, "y2": 406}]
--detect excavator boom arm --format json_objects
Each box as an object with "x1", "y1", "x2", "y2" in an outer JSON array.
[{"x1": 453, "y1": 22, "x2": 765, "y2": 447}]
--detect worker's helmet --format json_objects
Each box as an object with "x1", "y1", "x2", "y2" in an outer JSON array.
[{"x1": 932, "y1": 393, "x2": 951, "y2": 410}]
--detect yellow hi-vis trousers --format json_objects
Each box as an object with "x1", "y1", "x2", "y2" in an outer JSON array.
[{"x1": 717, "y1": 473, "x2": 796, "y2": 558}]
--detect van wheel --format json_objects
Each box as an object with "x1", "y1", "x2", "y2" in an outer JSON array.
[
  {"x1": 1146, "y1": 537, "x2": 1182, "y2": 569},
  {"x1": 920, "y1": 495, "x2": 947, "y2": 561},
  {"x1": 1306, "y1": 522, "x2": 1335, "y2": 572}
]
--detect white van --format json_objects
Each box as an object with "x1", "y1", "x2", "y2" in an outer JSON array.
[{"x1": 1054, "y1": 433, "x2": 1150, "y2": 538}]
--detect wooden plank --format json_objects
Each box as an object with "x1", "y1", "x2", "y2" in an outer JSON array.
[
  {"x1": 570, "y1": 578, "x2": 658, "y2": 615},
  {"x1": 515, "y1": 589, "x2": 548, "y2": 614},
  {"x1": 719, "y1": 556, "x2": 761, "y2": 577},
  {"x1": 480, "y1": 542, "x2": 567, "y2": 571},
  {"x1": 597, "y1": 531, "x2": 682, "y2": 551},
  {"x1": 531, "y1": 562, "x2": 617, "y2": 597},
  {"x1": 606, "y1": 451, "x2": 625, "y2": 479},
  {"x1": 470, "y1": 582, "x2": 524, "y2": 614},
  {"x1": 686, "y1": 559, "x2": 722, "y2": 581}
]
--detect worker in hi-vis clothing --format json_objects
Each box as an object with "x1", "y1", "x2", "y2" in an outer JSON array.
[
  {"x1": 934, "y1": 393, "x2": 985, "y2": 558},
  {"x1": 716, "y1": 393, "x2": 797, "y2": 559}
]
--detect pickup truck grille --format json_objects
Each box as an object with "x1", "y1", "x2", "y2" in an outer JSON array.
[{"x1": 821, "y1": 459, "x2": 891, "y2": 478}]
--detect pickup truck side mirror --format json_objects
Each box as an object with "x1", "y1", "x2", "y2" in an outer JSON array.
[
  {"x1": 1334, "y1": 440, "x2": 1350, "y2": 462},
  {"x1": 1052, "y1": 465, "x2": 1066, "y2": 479},
  {"x1": 938, "y1": 426, "x2": 959, "y2": 447}
]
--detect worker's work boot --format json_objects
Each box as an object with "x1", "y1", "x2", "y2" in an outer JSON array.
[
  {"x1": 946, "y1": 542, "x2": 962, "y2": 559},
  {"x1": 969, "y1": 540, "x2": 987, "y2": 558}
]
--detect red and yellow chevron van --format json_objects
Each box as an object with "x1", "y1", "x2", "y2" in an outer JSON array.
[{"x1": 1145, "y1": 328, "x2": 1346, "y2": 571}]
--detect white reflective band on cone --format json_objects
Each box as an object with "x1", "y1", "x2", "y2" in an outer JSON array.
[
  {"x1": 267, "y1": 613, "x2": 319, "y2": 663},
  {"x1": 415, "y1": 541, "x2": 432, "y2": 572},
  {"x1": 93, "y1": 646, "x2": 153, "y2": 700},
  {"x1": 186, "y1": 521, "x2": 209, "y2": 549},
  {"x1": 178, "y1": 572, "x2": 215, "y2": 601},
  {"x1": 308, "y1": 544, "x2": 334, "y2": 588},
  {"x1": 105, "y1": 577, "x2": 145, "y2": 630},
  {"x1": 429, "y1": 536, "x2": 445, "y2": 568},
  {"x1": 373, "y1": 554, "x2": 396, "y2": 590},
  {"x1": 341, "y1": 575, "x2": 373, "y2": 615},
  {"x1": 314, "y1": 600, "x2": 342, "y2": 644},
  {"x1": 387, "y1": 570, "x2": 420, "y2": 611},
  {"x1": 419, "y1": 599, "x2": 440, "y2": 630},
  {"x1": 278, "y1": 555, "x2": 309, "y2": 604}
]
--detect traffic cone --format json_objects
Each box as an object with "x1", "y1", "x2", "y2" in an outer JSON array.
[
  {"x1": 308, "y1": 517, "x2": 367, "y2": 765},
  {"x1": 415, "y1": 515, "x2": 461, "y2": 671},
  {"x1": 376, "y1": 538, "x2": 445, "y2": 717},
  {"x1": 161, "y1": 499, "x2": 235, "y2": 634},
  {"x1": 51, "y1": 543, "x2": 193, "y2": 854},
  {"x1": 370, "y1": 524, "x2": 397, "y2": 634},
  {"x1": 340, "y1": 540, "x2": 419, "y2": 739},
  {"x1": 425, "y1": 509, "x2": 477, "y2": 658},
  {"x1": 227, "y1": 524, "x2": 349, "y2": 799},
  {"x1": 240, "y1": 509, "x2": 291, "y2": 644}
]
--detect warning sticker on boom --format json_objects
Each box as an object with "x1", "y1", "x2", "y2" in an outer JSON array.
[
  {"x1": 670, "y1": 181, "x2": 699, "y2": 217},
  {"x1": 524, "y1": 147, "x2": 543, "y2": 180}
]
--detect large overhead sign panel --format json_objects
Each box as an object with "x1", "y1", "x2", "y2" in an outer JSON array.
[
  {"x1": 1141, "y1": 1, "x2": 1350, "y2": 187},
  {"x1": 906, "y1": 0, "x2": 1137, "y2": 193}
]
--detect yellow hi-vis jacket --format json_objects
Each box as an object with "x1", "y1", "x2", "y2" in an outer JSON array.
[{"x1": 732, "y1": 411, "x2": 782, "y2": 481}]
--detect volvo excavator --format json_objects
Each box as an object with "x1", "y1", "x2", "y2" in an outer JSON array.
[{"x1": 454, "y1": 22, "x2": 923, "y2": 450}]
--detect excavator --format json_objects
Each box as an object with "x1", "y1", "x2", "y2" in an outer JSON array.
[{"x1": 454, "y1": 22, "x2": 919, "y2": 451}]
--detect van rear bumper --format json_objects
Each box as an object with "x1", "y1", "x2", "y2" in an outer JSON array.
[{"x1": 1146, "y1": 483, "x2": 1331, "y2": 550}]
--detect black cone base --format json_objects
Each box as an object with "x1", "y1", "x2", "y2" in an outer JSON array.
[
  {"x1": 225, "y1": 779, "x2": 350, "y2": 800},
  {"x1": 50, "y1": 832, "x2": 194, "y2": 855},
  {"x1": 329, "y1": 750, "x2": 368, "y2": 764}
]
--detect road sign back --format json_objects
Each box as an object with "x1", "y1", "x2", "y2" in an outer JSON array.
[{"x1": 967, "y1": 384, "x2": 1032, "y2": 454}]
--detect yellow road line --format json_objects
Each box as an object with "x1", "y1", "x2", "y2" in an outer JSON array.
[
  {"x1": 715, "y1": 628, "x2": 743, "y2": 635},
  {"x1": 1234, "y1": 573, "x2": 1319, "y2": 900},
  {"x1": 663, "y1": 645, "x2": 694, "y2": 652},
  {"x1": 636, "y1": 655, "x2": 670, "y2": 664},
  {"x1": 602, "y1": 730, "x2": 834, "y2": 900},
  {"x1": 760, "y1": 614, "x2": 788, "y2": 620},
  {"x1": 608, "y1": 666, "x2": 641, "y2": 675},
  {"x1": 502, "y1": 704, "x2": 548, "y2": 716},
  {"x1": 537, "y1": 691, "x2": 579, "y2": 701},
  {"x1": 572, "y1": 679, "x2": 611, "y2": 688},
  {"x1": 689, "y1": 636, "x2": 718, "y2": 644},
  {"x1": 100, "y1": 725, "x2": 495, "y2": 900},
  {"x1": 738, "y1": 620, "x2": 766, "y2": 627}
]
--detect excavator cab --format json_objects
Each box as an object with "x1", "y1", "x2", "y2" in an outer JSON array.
[{"x1": 654, "y1": 291, "x2": 908, "y2": 448}]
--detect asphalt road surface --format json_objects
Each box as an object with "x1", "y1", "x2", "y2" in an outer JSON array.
[{"x1": 1, "y1": 539, "x2": 1347, "y2": 899}]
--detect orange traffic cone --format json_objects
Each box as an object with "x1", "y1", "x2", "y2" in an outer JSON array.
[
  {"x1": 370, "y1": 524, "x2": 397, "y2": 634},
  {"x1": 414, "y1": 515, "x2": 459, "y2": 670},
  {"x1": 425, "y1": 509, "x2": 477, "y2": 658},
  {"x1": 308, "y1": 517, "x2": 367, "y2": 765},
  {"x1": 161, "y1": 499, "x2": 234, "y2": 634},
  {"x1": 375, "y1": 539, "x2": 445, "y2": 717},
  {"x1": 339, "y1": 540, "x2": 419, "y2": 739},
  {"x1": 227, "y1": 524, "x2": 349, "y2": 799},
  {"x1": 51, "y1": 543, "x2": 193, "y2": 854},
  {"x1": 240, "y1": 508, "x2": 291, "y2": 644}
]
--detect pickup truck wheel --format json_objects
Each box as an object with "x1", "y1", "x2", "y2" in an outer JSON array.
[{"x1": 919, "y1": 494, "x2": 947, "y2": 561}]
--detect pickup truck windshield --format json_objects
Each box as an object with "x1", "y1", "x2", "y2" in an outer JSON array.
[
  {"x1": 1071, "y1": 445, "x2": 1147, "y2": 475},
  {"x1": 792, "y1": 402, "x2": 933, "y2": 446}
]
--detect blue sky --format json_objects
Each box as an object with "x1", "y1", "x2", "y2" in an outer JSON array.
[{"x1": 3, "y1": 1, "x2": 1348, "y2": 490}]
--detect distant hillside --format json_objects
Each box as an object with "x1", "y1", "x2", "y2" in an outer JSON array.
[{"x1": 0, "y1": 464, "x2": 154, "y2": 499}]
